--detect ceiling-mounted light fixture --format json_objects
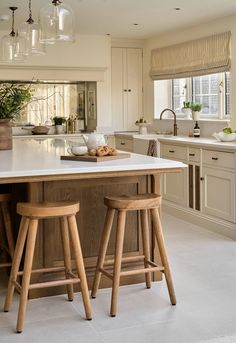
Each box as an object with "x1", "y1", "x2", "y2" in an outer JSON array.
[
  {"x1": 39, "y1": 0, "x2": 75, "y2": 43},
  {"x1": 19, "y1": 0, "x2": 46, "y2": 56},
  {"x1": 0, "y1": 7, "x2": 26, "y2": 63}
]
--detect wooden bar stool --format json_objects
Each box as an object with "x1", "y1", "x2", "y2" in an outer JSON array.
[
  {"x1": 91, "y1": 193, "x2": 176, "y2": 317},
  {"x1": 0, "y1": 193, "x2": 15, "y2": 268},
  {"x1": 4, "y1": 201, "x2": 92, "y2": 333}
]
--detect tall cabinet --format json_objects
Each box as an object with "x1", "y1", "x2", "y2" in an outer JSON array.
[{"x1": 111, "y1": 47, "x2": 143, "y2": 131}]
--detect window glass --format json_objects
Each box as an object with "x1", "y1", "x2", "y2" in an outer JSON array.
[
  {"x1": 172, "y1": 78, "x2": 186, "y2": 113},
  {"x1": 225, "y1": 72, "x2": 230, "y2": 115},
  {"x1": 192, "y1": 74, "x2": 219, "y2": 115}
]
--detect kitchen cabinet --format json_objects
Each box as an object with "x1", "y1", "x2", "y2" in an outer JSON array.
[
  {"x1": 111, "y1": 48, "x2": 143, "y2": 131},
  {"x1": 115, "y1": 136, "x2": 133, "y2": 152},
  {"x1": 161, "y1": 143, "x2": 188, "y2": 207},
  {"x1": 160, "y1": 140, "x2": 236, "y2": 227},
  {"x1": 201, "y1": 149, "x2": 235, "y2": 222}
]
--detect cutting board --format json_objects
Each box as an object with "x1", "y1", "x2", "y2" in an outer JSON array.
[{"x1": 60, "y1": 153, "x2": 131, "y2": 162}]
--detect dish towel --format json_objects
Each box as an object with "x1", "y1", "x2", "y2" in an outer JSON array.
[{"x1": 147, "y1": 139, "x2": 158, "y2": 157}]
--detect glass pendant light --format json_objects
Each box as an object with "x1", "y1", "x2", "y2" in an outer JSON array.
[
  {"x1": 19, "y1": 0, "x2": 46, "y2": 55},
  {"x1": 39, "y1": 0, "x2": 75, "y2": 43},
  {"x1": 1, "y1": 7, "x2": 26, "y2": 63}
]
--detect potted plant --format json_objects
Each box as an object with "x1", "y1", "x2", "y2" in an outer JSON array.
[
  {"x1": 52, "y1": 116, "x2": 66, "y2": 134},
  {"x1": 181, "y1": 101, "x2": 192, "y2": 119},
  {"x1": 191, "y1": 102, "x2": 202, "y2": 121},
  {"x1": 0, "y1": 83, "x2": 33, "y2": 150}
]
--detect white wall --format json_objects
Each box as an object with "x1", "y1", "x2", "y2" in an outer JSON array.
[
  {"x1": 0, "y1": 33, "x2": 112, "y2": 131},
  {"x1": 143, "y1": 13, "x2": 236, "y2": 133}
]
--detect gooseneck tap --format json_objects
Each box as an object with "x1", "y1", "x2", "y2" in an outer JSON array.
[{"x1": 160, "y1": 108, "x2": 178, "y2": 136}]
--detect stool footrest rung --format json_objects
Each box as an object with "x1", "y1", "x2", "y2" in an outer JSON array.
[
  {"x1": 28, "y1": 278, "x2": 80, "y2": 290},
  {"x1": 99, "y1": 268, "x2": 113, "y2": 280},
  {"x1": 120, "y1": 266, "x2": 164, "y2": 277},
  {"x1": 104, "y1": 255, "x2": 145, "y2": 266},
  {"x1": 12, "y1": 280, "x2": 22, "y2": 293},
  {"x1": 0, "y1": 262, "x2": 12, "y2": 268},
  {"x1": 17, "y1": 266, "x2": 66, "y2": 276}
]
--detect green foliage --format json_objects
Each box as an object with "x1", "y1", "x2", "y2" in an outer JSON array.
[
  {"x1": 223, "y1": 127, "x2": 235, "y2": 134},
  {"x1": 191, "y1": 102, "x2": 202, "y2": 112},
  {"x1": 0, "y1": 83, "x2": 33, "y2": 120},
  {"x1": 52, "y1": 116, "x2": 66, "y2": 125},
  {"x1": 183, "y1": 101, "x2": 191, "y2": 109}
]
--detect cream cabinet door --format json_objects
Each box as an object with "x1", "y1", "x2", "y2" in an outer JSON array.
[
  {"x1": 201, "y1": 167, "x2": 235, "y2": 222},
  {"x1": 162, "y1": 167, "x2": 188, "y2": 207},
  {"x1": 111, "y1": 47, "x2": 143, "y2": 131}
]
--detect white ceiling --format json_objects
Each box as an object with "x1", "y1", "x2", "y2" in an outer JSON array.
[{"x1": 0, "y1": 0, "x2": 236, "y2": 39}]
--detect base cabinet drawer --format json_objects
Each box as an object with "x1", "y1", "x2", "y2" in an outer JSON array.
[
  {"x1": 115, "y1": 137, "x2": 133, "y2": 152},
  {"x1": 201, "y1": 167, "x2": 235, "y2": 222},
  {"x1": 161, "y1": 144, "x2": 187, "y2": 160},
  {"x1": 202, "y1": 149, "x2": 235, "y2": 169}
]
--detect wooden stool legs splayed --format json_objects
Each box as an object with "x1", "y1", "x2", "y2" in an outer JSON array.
[
  {"x1": 4, "y1": 201, "x2": 92, "y2": 333},
  {"x1": 0, "y1": 193, "x2": 15, "y2": 269},
  {"x1": 91, "y1": 194, "x2": 176, "y2": 317}
]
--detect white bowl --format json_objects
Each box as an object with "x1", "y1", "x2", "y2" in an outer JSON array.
[
  {"x1": 67, "y1": 146, "x2": 88, "y2": 155},
  {"x1": 213, "y1": 132, "x2": 236, "y2": 142}
]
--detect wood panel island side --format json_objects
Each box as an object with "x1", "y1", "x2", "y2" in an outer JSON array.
[{"x1": 0, "y1": 137, "x2": 186, "y2": 298}]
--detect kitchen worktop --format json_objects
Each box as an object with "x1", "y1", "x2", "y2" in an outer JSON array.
[
  {"x1": 115, "y1": 132, "x2": 236, "y2": 151},
  {"x1": 0, "y1": 137, "x2": 185, "y2": 181}
]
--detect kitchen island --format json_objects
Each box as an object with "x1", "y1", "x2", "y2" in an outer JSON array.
[{"x1": 0, "y1": 137, "x2": 185, "y2": 298}]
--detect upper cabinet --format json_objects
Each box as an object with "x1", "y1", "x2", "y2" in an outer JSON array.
[{"x1": 111, "y1": 48, "x2": 143, "y2": 131}]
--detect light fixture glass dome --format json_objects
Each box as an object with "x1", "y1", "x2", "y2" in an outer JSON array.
[
  {"x1": 0, "y1": 7, "x2": 26, "y2": 63},
  {"x1": 20, "y1": 21, "x2": 46, "y2": 56},
  {"x1": 39, "y1": 0, "x2": 75, "y2": 43}
]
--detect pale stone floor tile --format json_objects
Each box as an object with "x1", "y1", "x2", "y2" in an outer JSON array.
[{"x1": 0, "y1": 213, "x2": 236, "y2": 343}]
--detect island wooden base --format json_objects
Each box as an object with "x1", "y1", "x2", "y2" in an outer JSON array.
[{"x1": 1, "y1": 174, "x2": 162, "y2": 299}]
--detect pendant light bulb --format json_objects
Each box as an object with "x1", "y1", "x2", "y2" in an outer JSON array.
[{"x1": 39, "y1": 0, "x2": 75, "y2": 43}]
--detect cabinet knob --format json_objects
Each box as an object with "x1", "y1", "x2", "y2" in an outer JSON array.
[
  {"x1": 200, "y1": 177, "x2": 204, "y2": 181},
  {"x1": 128, "y1": 89, "x2": 131, "y2": 92},
  {"x1": 212, "y1": 157, "x2": 218, "y2": 161},
  {"x1": 124, "y1": 89, "x2": 127, "y2": 92}
]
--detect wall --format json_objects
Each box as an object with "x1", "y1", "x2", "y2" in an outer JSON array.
[
  {"x1": 0, "y1": 33, "x2": 112, "y2": 132},
  {"x1": 143, "y1": 13, "x2": 236, "y2": 135}
]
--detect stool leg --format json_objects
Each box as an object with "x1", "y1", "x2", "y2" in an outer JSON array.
[
  {"x1": 4, "y1": 217, "x2": 29, "y2": 313},
  {"x1": 16, "y1": 219, "x2": 38, "y2": 333},
  {"x1": 68, "y1": 215, "x2": 92, "y2": 320},
  {"x1": 91, "y1": 208, "x2": 115, "y2": 299},
  {"x1": 150, "y1": 208, "x2": 176, "y2": 305},
  {"x1": 60, "y1": 217, "x2": 74, "y2": 301},
  {"x1": 140, "y1": 209, "x2": 152, "y2": 289},
  {"x1": 110, "y1": 210, "x2": 126, "y2": 317},
  {"x1": 1, "y1": 202, "x2": 15, "y2": 259}
]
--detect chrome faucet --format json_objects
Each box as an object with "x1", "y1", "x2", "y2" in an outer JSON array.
[{"x1": 160, "y1": 108, "x2": 178, "y2": 136}]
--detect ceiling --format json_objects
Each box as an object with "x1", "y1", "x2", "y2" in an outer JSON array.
[{"x1": 0, "y1": 0, "x2": 236, "y2": 39}]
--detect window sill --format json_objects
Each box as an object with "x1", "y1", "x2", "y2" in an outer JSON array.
[{"x1": 154, "y1": 118, "x2": 230, "y2": 123}]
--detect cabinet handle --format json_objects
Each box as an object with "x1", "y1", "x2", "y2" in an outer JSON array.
[
  {"x1": 169, "y1": 150, "x2": 175, "y2": 153},
  {"x1": 189, "y1": 153, "x2": 195, "y2": 156},
  {"x1": 212, "y1": 157, "x2": 218, "y2": 161},
  {"x1": 128, "y1": 89, "x2": 131, "y2": 92},
  {"x1": 200, "y1": 177, "x2": 204, "y2": 181},
  {"x1": 120, "y1": 142, "x2": 126, "y2": 145}
]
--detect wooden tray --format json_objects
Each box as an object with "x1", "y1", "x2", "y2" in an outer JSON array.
[{"x1": 60, "y1": 153, "x2": 131, "y2": 162}]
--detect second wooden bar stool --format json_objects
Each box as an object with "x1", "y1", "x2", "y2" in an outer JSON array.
[
  {"x1": 4, "y1": 201, "x2": 92, "y2": 333},
  {"x1": 91, "y1": 193, "x2": 176, "y2": 317},
  {"x1": 0, "y1": 193, "x2": 15, "y2": 269}
]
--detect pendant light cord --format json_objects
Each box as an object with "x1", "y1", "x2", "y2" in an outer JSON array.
[
  {"x1": 10, "y1": 7, "x2": 17, "y2": 37},
  {"x1": 27, "y1": 0, "x2": 34, "y2": 24}
]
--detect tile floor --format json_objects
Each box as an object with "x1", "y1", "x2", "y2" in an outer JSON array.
[{"x1": 1, "y1": 213, "x2": 236, "y2": 343}]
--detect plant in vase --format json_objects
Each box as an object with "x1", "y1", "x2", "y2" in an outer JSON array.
[
  {"x1": 0, "y1": 83, "x2": 33, "y2": 150},
  {"x1": 52, "y1": 116, "x2": 66, "y2": 134},
  {"x1": 191, "y1": 102, "x2": 202, "y2": 121},
  {"x1": 181, "y1": 101, "x2": 192, "y2": 119}
]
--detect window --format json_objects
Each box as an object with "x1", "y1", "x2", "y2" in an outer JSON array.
[{"x1": 154, "y1": 72, "x2": 230, "y2": 119}]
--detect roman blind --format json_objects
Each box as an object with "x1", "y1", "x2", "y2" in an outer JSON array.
[{"x1": 150, "y1": 31, "x2": 231, "y2": 80}]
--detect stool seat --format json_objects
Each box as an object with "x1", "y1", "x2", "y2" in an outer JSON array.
[
  {"x1": 4, "y1": 200, "x2": 92, "y2": 333},
  {"x1": 92, "y1": 193, "x2": 176, "y2": 317},
  {"x1": 17, "y1": 201, "x2": 80, "y2": 218},
  {"x1": 104, "y1": 193, "x2": 161, "y2": 210}
]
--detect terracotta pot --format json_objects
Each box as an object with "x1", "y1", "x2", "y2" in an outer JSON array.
[{"x1": 0, "y1": 119, "x2": 12, "y2": 150}]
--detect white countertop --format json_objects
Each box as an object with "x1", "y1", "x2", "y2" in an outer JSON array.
[
  {"x1": 115, "y1": 132, "x2": 236, "y2": 151},
  {"x1": 0, "y1": 138, "x2": 185, "y2": 180}
]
